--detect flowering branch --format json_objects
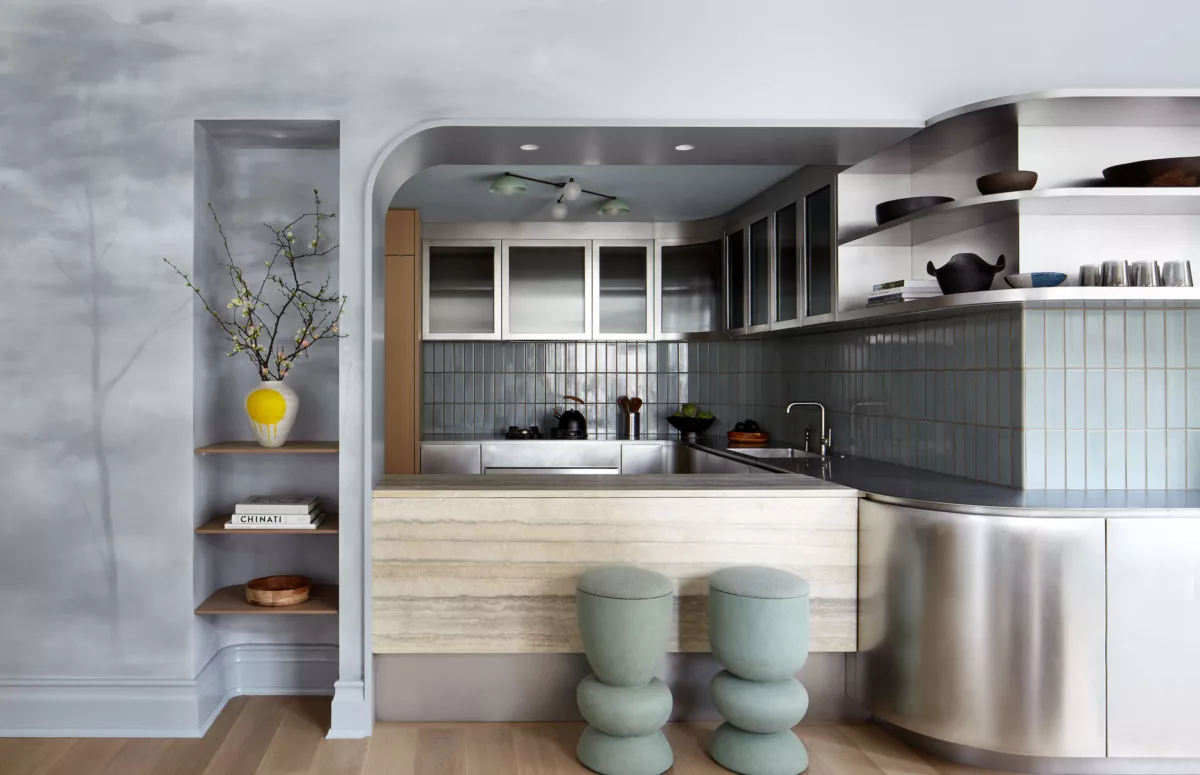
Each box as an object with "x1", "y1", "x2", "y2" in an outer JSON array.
[{"x1": 164, "y1": 189, "x2": 346, "y2": 381}]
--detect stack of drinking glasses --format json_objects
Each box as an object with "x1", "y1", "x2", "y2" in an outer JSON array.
[{"x1": 1079, "y1": 260, "x2": 1193, "y2": 287}]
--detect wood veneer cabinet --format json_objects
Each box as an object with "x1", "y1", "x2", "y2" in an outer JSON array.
[{"x1": 384, "y1": 209, "x2": 422, "y2": 474}]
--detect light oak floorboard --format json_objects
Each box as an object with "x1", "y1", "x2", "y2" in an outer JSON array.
[{"x1": 0, "y1": 698, "x2": 1032, "y2": 775}]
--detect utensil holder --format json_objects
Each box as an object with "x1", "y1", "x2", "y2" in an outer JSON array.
[{"x1": 623, "y1": 412, "x2": 635, "y2": 440}]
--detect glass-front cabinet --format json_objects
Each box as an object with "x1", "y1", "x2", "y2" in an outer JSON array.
[
  {"x1": 773, "y1": 202, "x2": 802, "y2": 330},
  {"x1": 423, "y1": 240, "x2": 502, "y2": 340},
  {"x1": 593, "y1": 240, "x2": 653, "y2": 340},
  {"x1": 804, "y1": 184, "x2": 836, "y2": 323},
  {"x1": 725, "y1": 228, "x2": 746, "y2": 333},
  {"x1": 748, "y1": 215, "x2": 772, "y2": 333},
  {"x1": 502, "y1": 240, "x2": 592, "y2": 340},
  {"x1": 655, "y1": 238, "x2": 723, "y2": 339}
]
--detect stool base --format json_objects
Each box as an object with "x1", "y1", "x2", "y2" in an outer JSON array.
[
  {"x1": 708, "y1": 722, "x2": 808, "y2": 775},
  {"x1": 577, "y1": 725, "x2": 672, "y2": 775}
]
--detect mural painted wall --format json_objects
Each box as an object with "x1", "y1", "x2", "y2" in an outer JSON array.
[{"x1": 2, "y1": 0, "x2": 1200, "y2": 683}]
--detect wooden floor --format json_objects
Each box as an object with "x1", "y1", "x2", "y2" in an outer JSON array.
[{"x1": 0, "y1": 696, "x2": 1013, "y2": 775}]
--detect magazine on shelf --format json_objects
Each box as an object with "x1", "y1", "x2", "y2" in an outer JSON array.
[{"x1": 872, "y1": 278, "x2": 940, "y2": 292}]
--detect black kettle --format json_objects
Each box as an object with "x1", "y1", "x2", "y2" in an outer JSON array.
[{"x1": 554, "y1": 395, "x2": 587, "y2": 439}]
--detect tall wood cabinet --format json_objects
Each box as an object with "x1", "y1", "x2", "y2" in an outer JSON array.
[{"x1": 384, "y1": 209, "x2": 422, "y2": 474}]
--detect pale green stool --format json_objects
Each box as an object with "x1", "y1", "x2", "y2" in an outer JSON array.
[
  {"x1": 707, "y1": 566, "x2": 810, "y2": 775},
  {"x1": 576, "y1": 565, "x2": 674, "y2": 775}
]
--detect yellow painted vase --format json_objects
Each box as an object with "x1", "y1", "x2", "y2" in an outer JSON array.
[{"x1": 245, "y1": 380, "x2": 299, "y2": 448}]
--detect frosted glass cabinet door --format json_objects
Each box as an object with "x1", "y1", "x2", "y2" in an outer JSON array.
[
  {"x1": 593, "y1": 240, "x2": 653, "y2": 340},
  {"x1": 502, "y1": 240, "x2": 592, "y2": 340},
  {"x1": 655, "y1": 238, "x2": 723, "y2": 338},
  {"x1": 423, "y1": 240, "x2": 502, "y2": 340},
  {"x1": 748, "y1": 215, "x2": 772, "y2": 331}
]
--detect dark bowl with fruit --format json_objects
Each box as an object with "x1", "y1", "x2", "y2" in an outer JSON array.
[
  {"x1": 668, "y1": 404, "x2": 715, "y2": 440},
  {"x1": 729, "y1": 419, "x2": 769, "y2": 445}
]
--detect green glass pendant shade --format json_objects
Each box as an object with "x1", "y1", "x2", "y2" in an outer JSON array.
[{"x1": 489, "y1": 174, "x2": 527, "y2": 195}]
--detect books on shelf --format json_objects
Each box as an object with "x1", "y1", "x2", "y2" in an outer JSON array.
[
  {"x1": 225, "y1": 513, "x2": 326, "y2": 530},
  {"x1": 872, "y1": 278, "x2": 940, "y2": 293},
  {"x1": 223, "y1": 495, "x2": 325, "y2": 529},
  {"x1": 866, "y1": 280, "x2": 943, "y2": 307},
  {"x1": 234, "y1": 495, "x2": 320, "y2": 515}
]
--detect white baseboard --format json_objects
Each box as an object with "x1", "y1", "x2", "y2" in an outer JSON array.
[
  {"x1": 328, "y1": 679, "x2": 370, "y2": 738},
  {"x1": 0, "y1": 643, "x2": 337, "y2": 737}
]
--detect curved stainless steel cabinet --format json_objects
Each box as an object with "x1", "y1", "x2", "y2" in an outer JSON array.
[{"x1": 855, "y1": 499, "x2": 1106, "y2": 758}]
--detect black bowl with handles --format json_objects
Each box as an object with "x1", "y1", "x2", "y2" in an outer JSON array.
[{"x1": 927, "y1": 253, "x2": 1006, "y2": 294}]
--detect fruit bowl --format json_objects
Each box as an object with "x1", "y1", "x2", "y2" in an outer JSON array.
[{"x1": 667, "y1": 415, "x2": 714, "y2": 440}]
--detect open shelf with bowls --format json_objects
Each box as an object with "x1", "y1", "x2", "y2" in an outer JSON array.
[{"x1": 196, "y1": 584, "x2": 339, "y2": 615}]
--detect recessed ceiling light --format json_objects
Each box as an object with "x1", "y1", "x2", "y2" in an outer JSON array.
[
  {"x1": 270, "y1": 131, "x2": 288, "y2": 139},
  {"x1": 674, "y1": 144, "x2": 695, "y2": 151},
  {"x1": 520, "y1": 144, "x2": 540, "y2": 151}
]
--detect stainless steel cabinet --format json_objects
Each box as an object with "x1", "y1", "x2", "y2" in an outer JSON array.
[
  {"x1": 1107, "y1": 518, "x2": 1200, "y2": 758},
  {"x1": 773, "y1": 202, "x2": 802, "y2": 331},
  {"x1": 423, "y1": 240, "x2": 502, "y2": 340},
  {"x1": 502, "y1": 240, "x2": 592, "y2": 340},
  {"x1": 725, "y1": 228, "x2": 746, "y2": 334},
  {"x1": 593, "y1": 240, "x2": 653, "y2": 341},
  {"x1": 420, "y1": 443, "x2": 482, "y2": 474},
  {"x1": 804, "y1": 184, "x2": 836, "y2": 324},
  {"x1": 654, "y1": 238, "x2": 723, "y2": 339}
]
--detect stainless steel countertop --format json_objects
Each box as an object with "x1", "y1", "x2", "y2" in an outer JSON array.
[
  {"x1": 375, "y1": 473, "x2": 856, "y2": 496},
  {"x1": 693, "y1": 439, "x2": 1200, "y2": 517},
  {"x1": 421, "y1": 434, "x2": 679, "y2": 443}
]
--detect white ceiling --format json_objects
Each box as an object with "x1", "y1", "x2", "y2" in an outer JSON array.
[{"x1": 391, "y1": 165, "x2": 801, "y2": 222}]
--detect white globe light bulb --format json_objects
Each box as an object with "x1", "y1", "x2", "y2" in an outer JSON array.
[
  {"x1": 550, "y1": 201, "x2": 568, "y2": 220},
  {"x1": 562, "y1": 179, "x2": 582, "y2": 202}
]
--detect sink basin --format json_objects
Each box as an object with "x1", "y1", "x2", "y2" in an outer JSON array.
[{"x1": 730, "y1": 447, "x2": 824, "y2": 460}]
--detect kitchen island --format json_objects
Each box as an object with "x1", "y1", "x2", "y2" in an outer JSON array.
[{"x1": 372, "y1": 473, "x2": 858, "y2": 654}]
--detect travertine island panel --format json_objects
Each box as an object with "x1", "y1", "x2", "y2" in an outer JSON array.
[{"x1": 372, "y1": 474, "x2": 860, "y2": 653}]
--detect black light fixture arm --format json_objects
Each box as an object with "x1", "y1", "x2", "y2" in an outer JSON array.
[{"x1": 501, "y1": 172, "x2": 617, "y2": 201}]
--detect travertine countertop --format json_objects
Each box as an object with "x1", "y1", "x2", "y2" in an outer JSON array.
[{"x1": 374, "y1": 473, "x2": 858, "y2": 497}]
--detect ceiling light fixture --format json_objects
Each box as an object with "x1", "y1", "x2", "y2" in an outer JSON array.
[
  {"x1": 488, "y1": 173, "x2": 528, "y2": 196},
  {"x1": 486, "y1": 172, "x2": 629, "y2": 216},
  {"x1": 520, "y1": 144, "x2": 540, "y2": 151},
  {"x1": 674, "y1": 144, "x2": 695, "y2": 151},
  {"x1": 597, "y1": 197, "x2": 631, "y2": 217}
]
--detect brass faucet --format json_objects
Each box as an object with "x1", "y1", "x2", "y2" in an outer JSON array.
[{"x1": 787, "y1": 402, "x2": 831, "y2": 456}]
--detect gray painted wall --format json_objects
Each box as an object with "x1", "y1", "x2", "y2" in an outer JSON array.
[{"x1": 5, "y1": 0, "x2": 1200, "y2": 733}]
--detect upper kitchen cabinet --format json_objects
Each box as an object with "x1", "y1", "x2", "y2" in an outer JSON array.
[
  {"x1": 423, "y1": 240, "x2": 502, "y2": 340},
  {"x1": 655, "y1": 238, "x2": 723, "y2": 339},
  {"x1": 725, "y1": 227, "x2": 746, "y2": 334},
  {"x1": 502, "y1": 240, "x2": 592, "y2": 340},
  {"x1": 773, "y1": 202, "x2": 802, "y2": 331},
  {"x1": 593, "y1": 240, "x2": 654, "y2": 340},
  {"x1": 748, "y1": 215, "x2": 773, "y2": 333},
  {"x1": 803, "y1": 183, "x2": 836, "y2": 324}
]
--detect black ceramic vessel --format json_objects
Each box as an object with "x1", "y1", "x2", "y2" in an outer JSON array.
[
  {"x1": 926, "y1": 253, "x2": 1006, "y2": 294},
  {"x1": 874, "y1": 196, "x2": 954, "y2": 226}
]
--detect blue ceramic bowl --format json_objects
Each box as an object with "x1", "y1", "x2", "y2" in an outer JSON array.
[{"x1": 1005, "y1": 272, "x2": 1067, "y2": 289}]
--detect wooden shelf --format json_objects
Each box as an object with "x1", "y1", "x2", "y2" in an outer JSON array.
[
  {"x1": 195, "y1": 516, "x2": 339, "y2": 535},
  {"x1": 839, "y1": 188, "x2": 1200, "y2": 248},
  {"x1": 194, "y1": 441, "x2": 339, "y2": 454},
  {"x1": 196, "y1": 584, "x2": 338, "y2": 615}
]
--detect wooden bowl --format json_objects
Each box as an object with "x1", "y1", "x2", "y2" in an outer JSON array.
[
  {"x1": 1103, "y1": 157, "x2": 1200, "y2": 187},
  {"x1": 874, "y1": 196, "x2": 953, "y2": 226},
  {"x1": 728, "y1": 431, "x2": 770, "y2": 446},
  {"x1": 245, "y1": 575, "x2": 311, "y2": 607}
]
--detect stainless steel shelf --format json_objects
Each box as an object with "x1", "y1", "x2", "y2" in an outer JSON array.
[
  {"x1": 829, "y1": 286, "x2": 1200, "y2": 328},
  {"x1": 839, "y1": 188, "x2": 1200, "y2": 248}
]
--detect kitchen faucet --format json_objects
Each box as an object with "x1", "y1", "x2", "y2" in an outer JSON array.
[{"x1": 787, "y1": 402, "x2": 831, "y2": 456}]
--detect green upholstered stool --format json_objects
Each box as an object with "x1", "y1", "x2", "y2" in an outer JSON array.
[
  {"x1": 576, "y1": 565, "x2": 674, "y2": 775},
  {"x1": 707, "y1": 565, "x2": 810, "y2": 775}
]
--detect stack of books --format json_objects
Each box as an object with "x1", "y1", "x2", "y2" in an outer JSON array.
[
  {"x1": 866, "y1": 279, "x2": 942, "y2": 307},
  {"x1": 224, "y1": 495, "x2": 325, "y2": 530}
]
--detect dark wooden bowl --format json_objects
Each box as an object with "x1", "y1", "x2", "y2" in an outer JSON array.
[
  {"x1": 976, "y1": 170, "x2": 1038, "y2": 195},
  {"x1": 874, "y1": 196, "x2": 954, "y2": 226},
  {"x1": 1103, "y1": 157, "x2": 1200, "y2": 187},
  {"x1": 667, "y1": 416, "x2": 714, "y2": 437}
]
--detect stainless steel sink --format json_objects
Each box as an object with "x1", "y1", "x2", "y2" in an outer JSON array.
[{"x1": 730, "y1": 447, "x2": 824, "y2": 460}]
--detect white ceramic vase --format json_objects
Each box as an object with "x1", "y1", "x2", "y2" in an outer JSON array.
[{"x1": 245, "y1": 380, "x2": 299, "y2": 448}]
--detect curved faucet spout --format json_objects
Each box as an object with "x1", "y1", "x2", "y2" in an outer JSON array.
[{"x1": 787, "y1": 402, "x2": 831, "y2": 456}]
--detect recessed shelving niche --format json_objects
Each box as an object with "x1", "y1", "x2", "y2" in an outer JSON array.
[{"x1": 191, "y1": 118, "x2": 342, "y2": 705}]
